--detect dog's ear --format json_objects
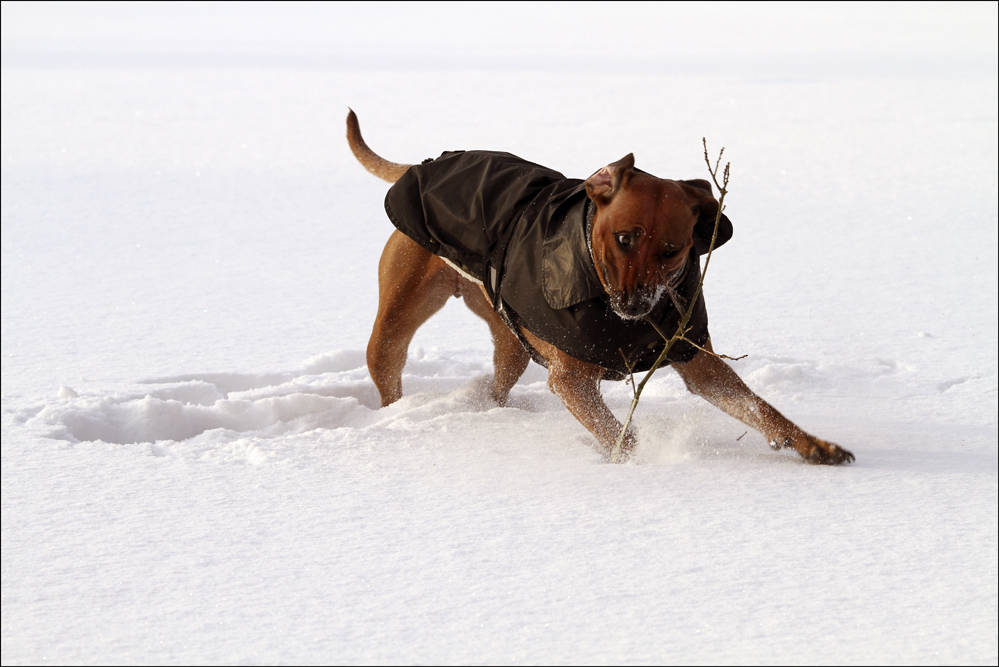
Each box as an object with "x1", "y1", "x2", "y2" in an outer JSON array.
[
  {"x1": 585, "y1": 153, "x2": 635, "y2": 205},
  {"x1": 677, "y1": 179, "x2": 734, "y2": 252}
]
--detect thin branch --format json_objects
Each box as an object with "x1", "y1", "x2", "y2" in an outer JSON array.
[
  {"x1": 704, "y1": 140, "x2": 725, "y2": 186},
  {"x1": 619, "y1": 348, "x2": 638, "y2": 393},
  {"x1": 610, "y1": 140, "x2": 731, "y2": 462},
  {"x1": 677, "y1": 336, "x2": 748, "y2": 362},
  {"x1": 646, "y1": 318, "x2": 746, "y2": 362}
]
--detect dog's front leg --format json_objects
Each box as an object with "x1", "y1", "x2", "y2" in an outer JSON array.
[
  {"x1": 522, "y1": 332, "x2": 636, "y2": 456},
  {"x1": 674, "y1": 340, "x2": 854, "y2": 464}
]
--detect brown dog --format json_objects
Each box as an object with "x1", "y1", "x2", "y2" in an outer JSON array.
[{"x1": 347, "y1": 110, "x2": 853, "y2": 465}]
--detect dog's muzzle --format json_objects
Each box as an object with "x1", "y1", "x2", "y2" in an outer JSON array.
[
  {"x1": 612, "y1": 285, "x2": 664, "y2": 320},
  {"x1": 609, "y1": 258, "x2": 689, "y2": 321}
]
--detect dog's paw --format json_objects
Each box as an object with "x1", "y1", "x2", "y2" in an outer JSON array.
[
  {"x1": 606, "y1": 429, "x2": 638, "y2": 463},
  {"x1": 781, "y1": 434, "x2": 854, "y2": 465}
]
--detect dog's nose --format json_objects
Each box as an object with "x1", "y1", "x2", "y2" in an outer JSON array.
[{"x1": 624, "y1": 291, "x2": 649, "y2": 317}]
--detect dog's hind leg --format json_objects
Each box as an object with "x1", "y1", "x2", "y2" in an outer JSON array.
[
  {"x1": 367, "y1": 231, "x2": 456, "y2": 407},
  {"x1": 460, "y1": 284, "x2": 530, "y2": 406}
]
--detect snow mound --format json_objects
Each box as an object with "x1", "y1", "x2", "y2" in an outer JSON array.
[{"x1": 14, "y1": 348, "x2": 941, "y2": 468}]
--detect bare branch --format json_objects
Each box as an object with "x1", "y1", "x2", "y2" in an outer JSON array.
[
  {"x1": 610, "y1": 140, "x2": 733, "y2": 462},
  {"x1": 677, "y1": 336, "x2": 748, "y2": 362},
  {"x1": 648, "y1": 318, "x2": 746, "y2": 362},
  {"x1": 619, "y1": 348, "x2": 638, "y2": 394}
]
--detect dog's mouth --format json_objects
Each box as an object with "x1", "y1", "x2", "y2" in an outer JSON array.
[
  {"x1": 610, "y1": 286, "x2": 662, "y2": 320},
  {"x1": 608, "y1": 257, "x2": 689, "y2": 321}
]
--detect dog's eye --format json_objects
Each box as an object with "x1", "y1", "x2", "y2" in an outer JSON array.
[
  {"x1": 657, "y1": 244, "x2": 680, "y2": 260},
  {"x1": 616, "y1": 233, "x2": 632, "y2": 248}
]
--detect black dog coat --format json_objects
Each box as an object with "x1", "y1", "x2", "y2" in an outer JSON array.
[{"x1": 384, "y1": 150, "x2": 732, "y2": 380}]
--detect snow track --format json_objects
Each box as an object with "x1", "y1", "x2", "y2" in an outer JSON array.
[{"x1": 15, "y1": 349, "x2": 954, "y2": 466}]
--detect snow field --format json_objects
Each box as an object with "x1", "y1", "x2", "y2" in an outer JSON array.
[
  {"x1": 2, "y1": 3, "x2": 997, "y2": 663},
  {"x1": 4, "y1": 369, "x2": 995, "y2": 664}
]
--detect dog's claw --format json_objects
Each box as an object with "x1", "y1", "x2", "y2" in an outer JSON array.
[
  {"x1": 796, "y1": 435, "x2": 855, "y2": 465},
  {"x1": 769, "y1": 436, "x2": 793, "y2": 452}
]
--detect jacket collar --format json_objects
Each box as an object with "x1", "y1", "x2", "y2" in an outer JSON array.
[{"x1": 541, "y1": 196, "x2": 606, "y2": 309}]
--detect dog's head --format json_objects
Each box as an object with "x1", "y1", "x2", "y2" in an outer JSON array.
[{"x1": 585, "y1": 154, "x2": 722, "y2": 320}]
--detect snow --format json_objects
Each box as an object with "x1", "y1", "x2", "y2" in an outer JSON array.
[{"x1": 2, "y1": 2, "x2": 997, "y2": 664}]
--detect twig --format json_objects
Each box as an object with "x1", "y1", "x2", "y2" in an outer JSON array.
[
  {"x1": 677, "y1": 336, "x2": 747, "y2": 362},
  {"x1": 619, "y1": 348, "x2": 638, "y2": 391},
  {"x1": 644, "y1": 319, "x2": 745, "y2": 362},
  {"x1": 610, "y1": 139, "x2": 730, "y2": 462}
]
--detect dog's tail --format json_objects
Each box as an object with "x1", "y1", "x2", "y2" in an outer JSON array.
[{"x1": 346, "y1": 109, "x2": 412, "y2": 184}]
